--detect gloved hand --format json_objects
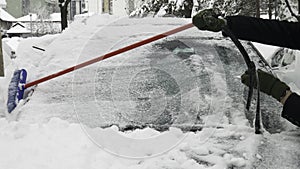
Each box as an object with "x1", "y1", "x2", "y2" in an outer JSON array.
[
  {"x1": 192, "y1": 9, "x2": 226, "y2": 32},
  {"x1": 241, "y1": 69, "x2": 290, "y2": 102}
]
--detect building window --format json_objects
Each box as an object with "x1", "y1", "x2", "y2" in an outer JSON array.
[{"x1": 102, "y1": 0, "x2": 112, "y2": 14}]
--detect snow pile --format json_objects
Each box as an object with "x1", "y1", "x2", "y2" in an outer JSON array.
[
  {"x1": 3, "y1": 37, "x2": 22, "y2": 52},
  {"x1": 0, "y1": 117, "x2": 260, "y2": 169}
]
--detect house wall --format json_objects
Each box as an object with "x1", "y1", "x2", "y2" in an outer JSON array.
[
  {"x1": 86, "y1": 0, "x2": 126, "y2": 15},
  {"x1": 70, "y1": 0, "x2": 87, "y2": 20},
  {"x1": 103, "y1": 0, "x2": 116, "y2": 14},
  {"x1": 112, "y1": 0, "x2": 127, "y2": 16},
  {"x1": 86, "y1": 0, "x2": 102, "y2": 14}
]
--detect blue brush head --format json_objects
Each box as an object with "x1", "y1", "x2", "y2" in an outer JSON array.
[
  {"x1": 7, "y1": 70, "x2": 21, "y2": 113},
  {"x1": 7, "y1": 69, "x2": 27, "y2": 113}
]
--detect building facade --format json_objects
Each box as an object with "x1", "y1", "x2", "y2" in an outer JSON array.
[
  {"x1": 70, "y1": 0, "x2": 87, "y2": 20},
  {"x1": 85, "y1": 0, "x2": 127, "y2": 16}
]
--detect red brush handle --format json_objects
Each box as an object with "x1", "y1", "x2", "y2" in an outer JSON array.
[{"x1": 25, "y1": 23, "x2": 194, "y2": 89}]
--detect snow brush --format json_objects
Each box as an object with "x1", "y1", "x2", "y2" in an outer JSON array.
[
  {"x1": 7, "y1": 69, "x2": 27, "y2": 113},
  {"x1": 7, "y1": 23, "x2": 262, "y2": 134},
  {"x1": 6, "y1": 23, "x2": 194, "y2": 114}
]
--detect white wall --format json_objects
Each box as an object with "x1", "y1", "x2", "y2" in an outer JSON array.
[
  {"x1": 86, "y1": 0, "x2": 127, "y2": 16},
  {"x1": 86, "y1": 0, "x2": 102, "y2": 14},
  {"x1": 112, "y1": 0, "x2": 127, "y2": 16}
]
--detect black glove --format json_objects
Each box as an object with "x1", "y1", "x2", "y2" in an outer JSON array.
[
  {"x1": 241, "y1": 69, "x2": 290, "y2": 102},
  {"x1": 192, "y1": 9, "x2": 226, "y2": 32}
]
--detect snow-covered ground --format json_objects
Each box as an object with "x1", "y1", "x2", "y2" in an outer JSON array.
[{"x1": 0, "y1": 14, "x2": 299, "y2": 169}]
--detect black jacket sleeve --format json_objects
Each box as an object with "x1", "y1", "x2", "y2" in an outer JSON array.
[
  {"x1": 225, "y1": 16, "x2": 300, "y2": 50},
  {"x1": 282, "y1": 93, "x2": 300, "y2": 127}
]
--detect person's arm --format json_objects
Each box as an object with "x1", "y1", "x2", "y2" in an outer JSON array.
[
  {"x1": 282, "y1": 92, "x2": 300, "y2": 127},
  {"x1": 226, "y1": 16, "x2": 300, "y2": 50},
  {"x1": 241, "y1": 70, "x2": 300, "y2": 127},
  {"x1": 280, "y1": 90, "x2": 292, "y2": 105}
]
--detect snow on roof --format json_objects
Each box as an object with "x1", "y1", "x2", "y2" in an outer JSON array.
[
  {"x1": 7, "y1": 22, "x2": 31, "y2": 34},
  {"x1": 17, "y1": 13, "x2": 38, "y2": 22},
  {"x1": 0, "y1": 0, "x2": 6, "y2": 6},
  {"x1": 49, "y1": 13, "x2": 61, "y2": 22},
  {"x1": 0, "y1": 8, "x2": 16, "y2": 22}
]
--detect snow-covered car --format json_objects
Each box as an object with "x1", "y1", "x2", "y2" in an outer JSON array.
[{"x1": 0, "y1": 15, "x2": 298, "y2": 169}]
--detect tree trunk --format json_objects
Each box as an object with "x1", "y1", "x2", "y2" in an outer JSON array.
[
  {"x1": 274, "y1": 0, "x2": 278, "y2": 19},
  {"x1": 59, "y1": 0, "x2": 71, "y2": 31},
  {"x1": 183, "y1": 0, "x2": 194, "y2": 18},
  {"x1": 298, "y1": 0, "x2": 300, "y2": 14},
  {"x1": 0, "y1": 33, "x2": 3, "y2": 77},
  {"x1": 60, "y1": 5, "x2": 68, "y2": 30},
  {"x1": 256, "y1": 0, "x2": 260, "y2": 18},
  {"x1": 268, "y1": 0, "x2": 273, "y2": 19}
]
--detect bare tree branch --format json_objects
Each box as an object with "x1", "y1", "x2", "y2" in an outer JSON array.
[
  {"x1": 65, "y1": 0, "x2": 71, "y2": 6},
  {"x1": 256, "y1": 0, "x2": 260, "y2": 18},
  {"x1": 284, "y1": 0, "x2": 300, "y2": 21}
]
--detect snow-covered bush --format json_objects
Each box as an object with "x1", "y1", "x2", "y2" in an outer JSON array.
[
  {"x1": 129, "y1": 0, "x2": 267, "y2": 18},
  {"x1": 129, "y1": 0, "x2": 194, "y2": 18},
  {"x1": 130, "y1": 0, "x2": 300, "y2": 19},
  {"x1": 276, "y1": 0, "x2": 299, "y2": 21}
]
